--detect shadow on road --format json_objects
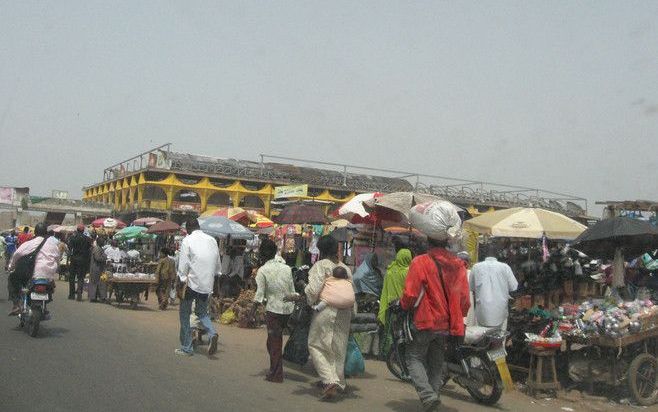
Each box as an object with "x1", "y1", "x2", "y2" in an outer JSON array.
[
  {"x1": 112, "y1": 304, "x2": 157, "y2": 312},
  {"x1": 40, "y1": 326, "x2": 70, "y2": 338},
  {"x1": 386, "y1": 398, "x2": 460, "y2": 412}
]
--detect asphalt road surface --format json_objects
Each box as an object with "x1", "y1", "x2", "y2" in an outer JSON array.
[{"x1": 0, "y1": 264, "x2": 633, "y2": 412}]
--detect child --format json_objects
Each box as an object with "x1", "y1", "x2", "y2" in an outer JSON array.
[{"x1": 313, "y1": 266, "x2": 356, "y2": 312}]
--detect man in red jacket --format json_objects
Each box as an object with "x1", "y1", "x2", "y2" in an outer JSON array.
[{"x1": 401, "y1": 237, "x2": 470, "y2": 411}]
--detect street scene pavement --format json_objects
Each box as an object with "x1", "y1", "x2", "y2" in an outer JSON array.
[{"x1": 0, "y1": 265, "x2": 638, "y2": 412}]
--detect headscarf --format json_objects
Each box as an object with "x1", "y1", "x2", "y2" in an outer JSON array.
[
  {"x1": 352, "y1": 252, "x2": 382, "y2": 297},
  {"x1": 378, "y1": 249, "x2": 412, "y2": 325}
]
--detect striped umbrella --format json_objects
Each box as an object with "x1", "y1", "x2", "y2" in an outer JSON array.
[{"x1": 200, "y1": 207, "x2": 249, "y2": 221}]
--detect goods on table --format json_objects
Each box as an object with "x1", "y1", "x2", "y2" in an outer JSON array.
[
  {"x1": 110, "y1": 272, "x2": 156, "y2": 281},
  {"x1": 525, "y1": 320, "x2": 563, "y2": 348},
  {"x1": 558, "y1": 298, "x2": 658, "y2": 339}
]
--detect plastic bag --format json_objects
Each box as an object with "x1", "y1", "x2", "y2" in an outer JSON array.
[
  {"x1": 344, "y1": 335, "x2": 365, "y2": 376},
  {"x1": 409, "y1": 200, "x2": 462, "y2": 241},
  {"x1": 283, "y1": 324, "x2": 310, "y2": 365},
  {"x1": 220, "y1": 309, "x2": 236, "y2": 325}
]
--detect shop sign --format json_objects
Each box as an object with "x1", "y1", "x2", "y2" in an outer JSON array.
[
  {"x1": 172, "y1": 201, "x2": 201, "y2": 211},
  {"x1": 274, "y1": 184, "x2": 308, "y2": 199},
  {"x1": 52, "y1": 190, "x2": 69, "y2": 200},
  {"x1": 0, "y1": 187, "x2": 16, "y2": 205}
]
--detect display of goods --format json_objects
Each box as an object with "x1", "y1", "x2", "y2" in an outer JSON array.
[
  {"x1": 560, "y1": 298, "x2": 658, "y2": 339},
  {"x1": 525, "y1": 332, "x2": 562, "y2": 348},
  {"x1": 111, "y1": 272, "x2": 156, "y2": 281},
  {"x1": 409, "y1": 200, "x2": 461, "y2": 241}
]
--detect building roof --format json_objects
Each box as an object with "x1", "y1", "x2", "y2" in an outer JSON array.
[{"x1": 164, "y1": 151, "x2": 414, "y2": 193}]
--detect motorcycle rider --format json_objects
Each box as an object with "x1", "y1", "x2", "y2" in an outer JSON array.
[
  {"x1": 7, "y1": 223, "x2": 62, "y2": 315},
  {"x1": 401, "y1": 207, "x2": 470, "y2": 412}
]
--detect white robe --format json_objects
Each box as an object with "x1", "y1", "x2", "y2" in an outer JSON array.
[{"x1": 305, "y1": 259, "x2": 353, "y2": 389}]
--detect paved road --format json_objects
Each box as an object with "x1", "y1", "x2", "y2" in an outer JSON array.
[{"x1": 0, "y1": 264, "x2": 631, "y2": 412}]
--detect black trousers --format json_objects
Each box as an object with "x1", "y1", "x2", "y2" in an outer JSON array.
[{"x1": 69, "y1": 259, "x2": 88, "y2": 298}]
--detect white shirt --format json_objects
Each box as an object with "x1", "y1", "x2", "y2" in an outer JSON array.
[
  {"x1": 177, "y1": 230, "x2": 221, "y2": 294},
  {"x1": 127, "y1": 250, "x2": 140, "y2": 259},
  {"x1": 469, "y1": 257, "x2": 518, "y2": 327},
  {"x1": 106, "y1": 246, "x2": 124, "y2": 262},
  {"x1": 254, "y1": 255, "x2": 296, "y2": 315}
]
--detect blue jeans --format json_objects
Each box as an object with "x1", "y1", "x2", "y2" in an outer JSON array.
[{"x1": 179, "y1": 289, "x2": 217, "y2": 353}]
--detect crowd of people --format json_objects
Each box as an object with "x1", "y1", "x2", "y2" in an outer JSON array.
[{"x1": 4, "y1": 202, "x2": 522, "y2": 412}]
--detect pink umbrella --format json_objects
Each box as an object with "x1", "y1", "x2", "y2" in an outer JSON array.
[
  {"x1": 91, "y1": 217, "x2": 127, "y2": 229},
  {"x1": 132, "y1": 217, "x2": 163, "y2": 227}
]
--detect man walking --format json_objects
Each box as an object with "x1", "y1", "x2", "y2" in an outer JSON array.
[
  {"x1": 175, "y1": 217, "x2": 221, "y2": 356},
  {"x1": 67, "y1": 224, "x2": 91, "y2": 301},
  {"x1": 469, "y1": 246, "x2": 518, "y2": 331},
  {"x1": 401, "y1": 202, "x2": 470, "y2": 412}
]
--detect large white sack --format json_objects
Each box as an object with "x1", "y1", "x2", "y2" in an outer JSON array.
[{"x1": 409, "y1": 200, "x2": 462, "y2": 241}]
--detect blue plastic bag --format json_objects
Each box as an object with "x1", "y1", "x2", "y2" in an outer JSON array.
[{"x1": 344, "y1": 335, "x2": 365, "y2": 376}]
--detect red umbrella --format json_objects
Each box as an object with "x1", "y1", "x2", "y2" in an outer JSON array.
[
  {"x1": 146, "y1": 220, "x2": 181, "y2": 234},
  {"x1": 274, "y1": 204, "x2": 327, "y2": 224}
]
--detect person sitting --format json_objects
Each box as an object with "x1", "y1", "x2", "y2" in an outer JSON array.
[{"x1": 8, "y1": 223, "x2": 62, "y2": 315}]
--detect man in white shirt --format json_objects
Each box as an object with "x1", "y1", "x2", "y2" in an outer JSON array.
[
  {"x1": 469, "y1": 247, "x2": 518, "y2": 331},
  {"x1": 175, "y1": 218, "x2": 221, "y2": 356}
]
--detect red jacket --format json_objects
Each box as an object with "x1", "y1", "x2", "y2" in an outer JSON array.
[{"x1": 401, "y1": 248, "x2": 470, "y2": 336}]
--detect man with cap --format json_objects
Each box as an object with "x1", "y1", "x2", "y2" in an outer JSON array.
[{"x1": 67, "y1": 224, "x2": 92, "y2": 301}]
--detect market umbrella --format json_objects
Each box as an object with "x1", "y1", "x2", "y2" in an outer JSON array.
[
  {"x1": 146, "y1": 220, "x2": 181, "y2": 234},
  {"x1": 463, "y1": 207, "x2": 587, "y2": 240},
  {"x1": 273, "y1": 203, "x2": 327, "y2": 224},
  {"x1": 383, "y1": 226, "x2": 426, "y2": 237},
  {"x1": 113, "y1": 226, "x2": 151, "y2": 241},
  {"x1": 572, "y1": 217, "x2": 658, "y2": 259},
  {"x1": 245, "y1": 210, "x2": 274, "y2": 228},
  {"x1": 200, "y1": 207, "x2": 249, "y2": 221},
  {"x1": 364, "y1": 192, "x2": 455, "y2": 218},
  {"x1": 198, "y1": 216, "x2": 254, "y2": 240},
  {"x1": 335, "y1": 192, "x2": 383, "y2": 223},
  {"x1": 91, "y1": 217, "x2": 127, "y2": 229},
  {"x1": 132, "y1": 217, "x2": 163, "y2": 227}
]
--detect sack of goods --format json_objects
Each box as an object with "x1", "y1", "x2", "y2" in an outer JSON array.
[{"x1": 409, "y1": 200, "x2": 462, "y2": 241}]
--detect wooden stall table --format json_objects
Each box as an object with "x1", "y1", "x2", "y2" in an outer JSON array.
[{"x1": 564, "y1": 327, "x2": 658, "y2": 406}]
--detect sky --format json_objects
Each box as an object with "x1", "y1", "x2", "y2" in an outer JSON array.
[{"x1": 0, "y1": 1, "x2": 656, "y2": 217}]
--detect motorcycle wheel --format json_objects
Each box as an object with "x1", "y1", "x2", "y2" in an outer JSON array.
[
  {"x1": 27, "y1": 306, "x2": 42, "y2": 337},
  {"x1": 463, "y1": 354, "x2": 503, "y2": 405},
  {"x1": 386, "y1": 343, "x2": 412, "y2": 383}
]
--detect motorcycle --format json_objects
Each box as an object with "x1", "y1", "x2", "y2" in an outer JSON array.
[
  {"x1": 18, "y1": 278, "x2": 53, "y2": 337},
  {"x1": 386, "y1": 301, "x2": 508, "y2": 405}
]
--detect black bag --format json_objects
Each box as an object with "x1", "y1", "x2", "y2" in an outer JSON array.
[
  {"x1": 287, "y1": 301, "x2": 313, "y2": 331},
  {"x1": 283, "y1": 323, "x2": 310, "y2": 365},
  {"x1": 9, "y1": 237, "x2": 48, "y2": 287}
]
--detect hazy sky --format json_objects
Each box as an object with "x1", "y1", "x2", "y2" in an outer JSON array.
[{"x1": 1, "y1": 1, "x2": 656, "y2": 216}]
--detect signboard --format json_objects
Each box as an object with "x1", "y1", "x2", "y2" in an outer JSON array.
[
  {"x1": 274, "y1": 184, "x2": 308, "y2": 199},
  {"x1": 171, "y1": 201, "x2": 201, "y2": 212},
  {"x1": 155, "y1": 150, "x2": 171, "y2": 169},
  {"x1": 52, "y1": 190, "x2": 69, "y2": 200},
  {"x1": 0, "y1": 187, "x2": 15, "y2": 205}
]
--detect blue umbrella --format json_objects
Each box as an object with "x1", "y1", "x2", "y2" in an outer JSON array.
[{"x1": 198, "y1": 216, "x2": 254, "y2": 240}]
